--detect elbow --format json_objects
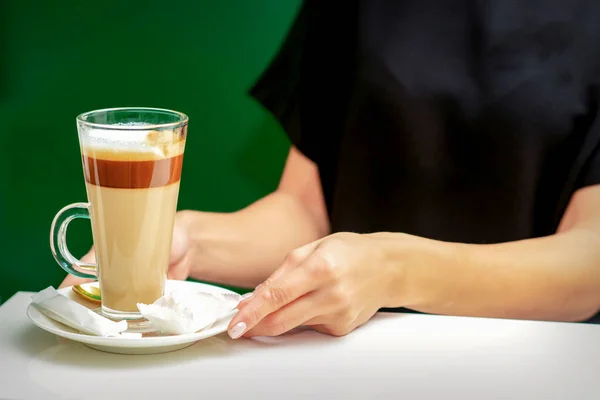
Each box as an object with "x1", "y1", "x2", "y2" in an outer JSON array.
[
  {"x1": 564, "y1": 311, "x2": 599, "y2": 323},
  {"x1": 566, "y1": 303, "x2": 600, "y2": 323},
  {"x1": 555, "y1": 295, "x2": 600, "y2": 323}
]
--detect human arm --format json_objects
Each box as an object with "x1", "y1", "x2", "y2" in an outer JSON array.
[
  {"x1": 229, "y1": 184, "x2": 600, "y2": 339},
  {"x1": 402, "y1": 184, "x2": 600, "y2": 322},
  {"x1": 59, "y1": 146, "x2": 330, "y2": 289},
  {"x1": 175, "y1": 146, "x2": 329, "y2": 288}
]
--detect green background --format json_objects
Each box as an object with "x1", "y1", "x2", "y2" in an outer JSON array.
[{"x1": 0, "y1": 0, "x2": 301, "y2": 303}]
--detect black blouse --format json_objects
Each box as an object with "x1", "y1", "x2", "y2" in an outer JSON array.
[{"x1": 250, "y1": 0, "x2": 600, "y2": 244}]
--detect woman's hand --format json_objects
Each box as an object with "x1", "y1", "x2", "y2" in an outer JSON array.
[
  {"x1": 227, "y1": 232, "x2": 404, "y2": 339},
  {"x1": 59, "y1": 213, "x2": 191, "y2": 288}
]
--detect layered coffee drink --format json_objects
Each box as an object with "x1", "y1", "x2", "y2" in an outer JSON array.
[{"x1": 80, "y1": 128, "x2": 186, "y2": 316}]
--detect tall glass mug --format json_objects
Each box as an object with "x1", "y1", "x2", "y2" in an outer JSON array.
[{"x1": 50, "y1": 107, "x2": 188, "y2": 320}]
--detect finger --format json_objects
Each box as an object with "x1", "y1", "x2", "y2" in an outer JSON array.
[
  {"x1": 236, "y1": 240, "x2": 321, "y2": 309},
  {"x1": 59, "y1": 248, "x2": 97, "y2": 288},
  {"x1": 243, "y1": 290, "x2": 337, "y2": 337},
  {"x1": 267, "y1": 240, "x2": 322, "y2": 283},
  {"x1": 167, "y1": 223, "x2": 190, "y2": 280},
  {"x1": 306, "y1": 308, "x2": 368, "y2": 337},
  {"x1": 312, "y1": 324, "x2": 347, "y2": 337},
  {"x1": 304, "y1": 312, "x2": 352, "y2": 335},
  {"x1": 169, "y1": 222, "x2": 189, "y2": 264},
  {"x1": 80, "y1": 247, "x2": 96, "y2": 264},
  {"x1": 228, "y1": 252, "x2": 330, "y2": 339},
  {"x1": 167, "y1": 252, "x2": 190, "y2": 281}
]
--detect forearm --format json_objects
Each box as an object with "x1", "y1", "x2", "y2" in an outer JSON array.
[
  {"x1": 178, "y1": 190, "x2": 329, "y2": 288},
  {"x1": 384, "y1": 229, "x2": 600, "y2": 322}
]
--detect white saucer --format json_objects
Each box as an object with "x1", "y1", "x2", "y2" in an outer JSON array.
[{"x1": 26, "y1": 280, "x2": 238, "y2": 355}]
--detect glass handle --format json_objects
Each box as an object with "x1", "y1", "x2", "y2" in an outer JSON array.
[{"x1": 50, "y1": 202, "x2": 97, "y2": 279}]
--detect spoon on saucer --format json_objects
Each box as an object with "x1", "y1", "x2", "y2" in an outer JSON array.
[
  {"x1": 72, "y1": 281, "x2": 244, "y2": 307},
  {"x1": 72, "y1": 282, "x2": 101, "y2": 303}
]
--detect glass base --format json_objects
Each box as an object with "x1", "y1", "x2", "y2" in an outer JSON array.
[
  {"x1": 89, "y1": 306, "x2": 157, "y2": 334},
  {"x1": 101, "y1": 305, "x2": 143, "y2": 320},
  {"x1": 101, "y1": 305, "x2": 153, "y2": 331}
]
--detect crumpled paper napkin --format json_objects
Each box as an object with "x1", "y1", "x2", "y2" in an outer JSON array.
[{"x1": 137, "y1": 290, "x2": 242, "y2": 335}]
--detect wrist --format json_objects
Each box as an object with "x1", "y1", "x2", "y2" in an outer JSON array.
[
  {"x1": 370, "y1": 232, "x2": 461, "y2": 309},
  {"x1": 174, "y1": 209, "x2": 240, "y2": 282},
  {"x1": 368, "y1": 232, "x2": 414, "y2": 308}
]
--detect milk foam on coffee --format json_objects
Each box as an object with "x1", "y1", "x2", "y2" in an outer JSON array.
[
  {"x1": 81, "y1": 124, "x2": 180, "y2": 159},
  {"x1": 81, "y1": 123, "x2": 186, "y2": 316}
]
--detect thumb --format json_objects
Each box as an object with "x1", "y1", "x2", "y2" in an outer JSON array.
[
  {"x1": 59, "y1": 247, "x2": 97, "y2": 289},
  {"x1": 168, "y1": 221, "x2": 190, "y2": 280}
]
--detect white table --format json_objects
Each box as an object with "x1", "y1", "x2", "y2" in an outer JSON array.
[{"x1": 1, "y1": 291, "x2": 600, "y2": 399}]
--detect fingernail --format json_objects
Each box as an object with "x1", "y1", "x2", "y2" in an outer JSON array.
[
  {"x1": 240, "y1": 292, "x2": 254, "y2": 300},
  {"x1": 229, "y1": 322, "x2": 246, "y2": 339}
]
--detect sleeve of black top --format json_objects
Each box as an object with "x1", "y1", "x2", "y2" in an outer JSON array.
[{"x1": 248, "y1": 3, "x2": 316, "y2": 161}]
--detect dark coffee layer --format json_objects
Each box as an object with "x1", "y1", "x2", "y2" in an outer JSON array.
[{"x1": 82, "y1": 154, "x2": 183, "y2": 189}]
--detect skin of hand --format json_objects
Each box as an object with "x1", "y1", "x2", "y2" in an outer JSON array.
[
  {"x1": 228, "y1": 186, "x2": 600, "y2": 340},
  {"x1": 227, "y1": 232, "x2": 418, "y2": 339}
]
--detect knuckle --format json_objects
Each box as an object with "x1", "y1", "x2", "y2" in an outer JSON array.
[
  {"x1": 339, "y1": 310, "x2": 356, "y2": 326},
  {"x1": 327, "y1": 233, "x2": 346, "y2": 244},
  {"x1": 312, "y1": 309, "x2": 357, "y2": 337},
  {"x1": 322, "y1": 324, "x2": 351, "y2": 337},
  {"x1": 308, "y1": 252, "x2": 337, "y2": 280},
  {"x1": 259, "y1": 289, "x2": 271, "y2": 302},
  {"x1": 328, "y1": 329, "x2": 347, "y2": 337},
  {"x1": 245, "y1": 306, "x2": 263, "y2": 325},
  {"x1": 261, "y1": 277, "x2": 274, "y2": 288},
  {"x1": 330, "y1": 285, "x2": 351, "y2": 307},
  {"x1": 324, "y1": 233, "x2": 351, "y2": 247},
  {"x1": 260, "y1": 286, "x2": 288, "y2": 308},
  {"x1": 284, "y1": 249, "x2": 304, "y2": 266}
]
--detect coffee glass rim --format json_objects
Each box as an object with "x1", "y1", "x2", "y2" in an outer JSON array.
[{"x1": 76, "y1": 107, "x2": 189, "y2": 131}]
